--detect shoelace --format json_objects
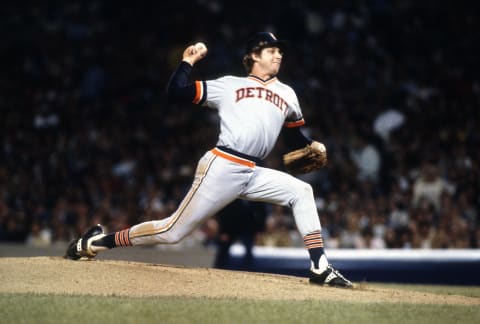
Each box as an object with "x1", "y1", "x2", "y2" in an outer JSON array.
[{"x1": 328, "y1": 265, "x2": 351, "y2": 282}]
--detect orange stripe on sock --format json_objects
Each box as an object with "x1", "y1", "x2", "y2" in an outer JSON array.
[
  {"x1": 305, "y1": 235, "x2": 323, "y2": 240},
  {"x1": 306, "y1": 243, "x2": 325, "y2": 249},
  {"x1": 303, "y1": 231, "x2": 324, "y2": 249},
  {"x1": 122, "y1": 230, "x2": 128, "y2": 246},
  {"x1": 121, "y1": 230, "x2": 127, "y2": 246},
  {"x1": 304, "y1": 236, "x2": 323, "y2": 241},
  {"x1": 114, "y1": 229, "x2": 132, "y2": 247},
  {"x1": 122, "y1": 229, "x2": 131, "y2": 246},
  {"x1": 126, "y1": 230, "x2": 132, "y2": 246},
  {"x1": 305, "y1": 239, "x2": 323, "y2": 245},
  {"x1": 304, "y1": 238, "x2": 323, "y2": 244},
  {"x1": 119, "y1": 232, "x2": 123, "y2": 246},
  {"x1": 305, "y1": 234, "x2": 320, "y2": 239}
]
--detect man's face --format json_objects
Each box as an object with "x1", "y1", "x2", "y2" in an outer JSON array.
[{"x1": 253, "y1": 46, "x2": 283, "y2": 77}]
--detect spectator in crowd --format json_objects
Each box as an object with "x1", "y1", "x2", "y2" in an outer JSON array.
[
  {"x1": 349, "y1": 133, "x2": 382, "y2": 183},
  {"x1": 412, "y1": 161, "x2": 454, "y2": 211},
  {"x1": 359, "y1": 226, "x2": 386, "y2": 249}
]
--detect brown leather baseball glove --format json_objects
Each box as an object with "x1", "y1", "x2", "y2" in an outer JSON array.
[{"x1": 283, "y1": 141, "x2": 327, "y2": 174}]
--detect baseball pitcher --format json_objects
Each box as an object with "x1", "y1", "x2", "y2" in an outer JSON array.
[{"x1": 65, "y1": 32, "x2": 353, "y2": 288}]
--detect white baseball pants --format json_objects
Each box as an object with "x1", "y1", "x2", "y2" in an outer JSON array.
[{"x1": 128, "y1": 148, "x2": 321, "y2": 245}]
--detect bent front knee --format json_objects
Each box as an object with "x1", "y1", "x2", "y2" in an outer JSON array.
[
  {"x1": 161, "y1": 232, "x2": 184, "y2": 244},
  {"x1": 290, "y1": 182, "x2": 314, "y2": 205}
]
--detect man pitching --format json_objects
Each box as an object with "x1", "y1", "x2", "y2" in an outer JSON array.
[{"x1": 65, "y1": 32, "x2": 353, "y2": 288}]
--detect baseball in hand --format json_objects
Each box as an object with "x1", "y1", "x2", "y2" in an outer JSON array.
[
  {"x1": 194, "y1": 42, "x2": 207, "y2": 56},
  {"x1": 311, "y1": 141, "x2": 326, "y2": 153}
]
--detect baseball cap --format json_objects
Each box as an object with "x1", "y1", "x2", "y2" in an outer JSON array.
[{"x1": 244, "y1": 32, "x2": 287, "y2": 55}]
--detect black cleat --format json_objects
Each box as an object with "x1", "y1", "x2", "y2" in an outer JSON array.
[
  {"x1": 309, "y1": 265, "x2": 353, "y2": 288},
  {"x1": 64, "y1": 224, "x2": 105, "y2": 260}
]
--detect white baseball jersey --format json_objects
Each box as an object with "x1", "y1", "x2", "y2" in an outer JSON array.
[
  {"x1": 194, "y1": 75, "x2": 305, "y2": 159},
  {"x1": 129, "y1": 73, "x2": 321, "y2": 248}
]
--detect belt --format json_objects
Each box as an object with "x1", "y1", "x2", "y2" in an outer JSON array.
[{"x1": 211, "y1": 146, "x2": 262, "y2": 168}]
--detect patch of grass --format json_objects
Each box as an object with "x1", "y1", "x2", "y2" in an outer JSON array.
[{"x1": 1, "y1": 293, "x2": 479, "y2": 324}]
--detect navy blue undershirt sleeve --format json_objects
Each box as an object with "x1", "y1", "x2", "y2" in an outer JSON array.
[
  {"x1": 282, "y1": 127, "x2": 313, "y2": 150},
  {"x1": 166, "y1": 61, "x2": 197, "y2": 103}
]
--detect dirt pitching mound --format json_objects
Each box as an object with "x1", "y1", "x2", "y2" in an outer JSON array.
[{"x1": 0, "y1": 257, "x2": 478, "y2": 305}]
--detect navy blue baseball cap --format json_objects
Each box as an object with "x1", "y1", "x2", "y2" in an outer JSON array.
[{"x1": 244, "y1": 32, "x2": 287, "y2": 55}]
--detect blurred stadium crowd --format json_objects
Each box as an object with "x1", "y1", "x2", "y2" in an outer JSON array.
[{"x1": 1, "y1": 1, "x2": 479, "y2": 250}]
